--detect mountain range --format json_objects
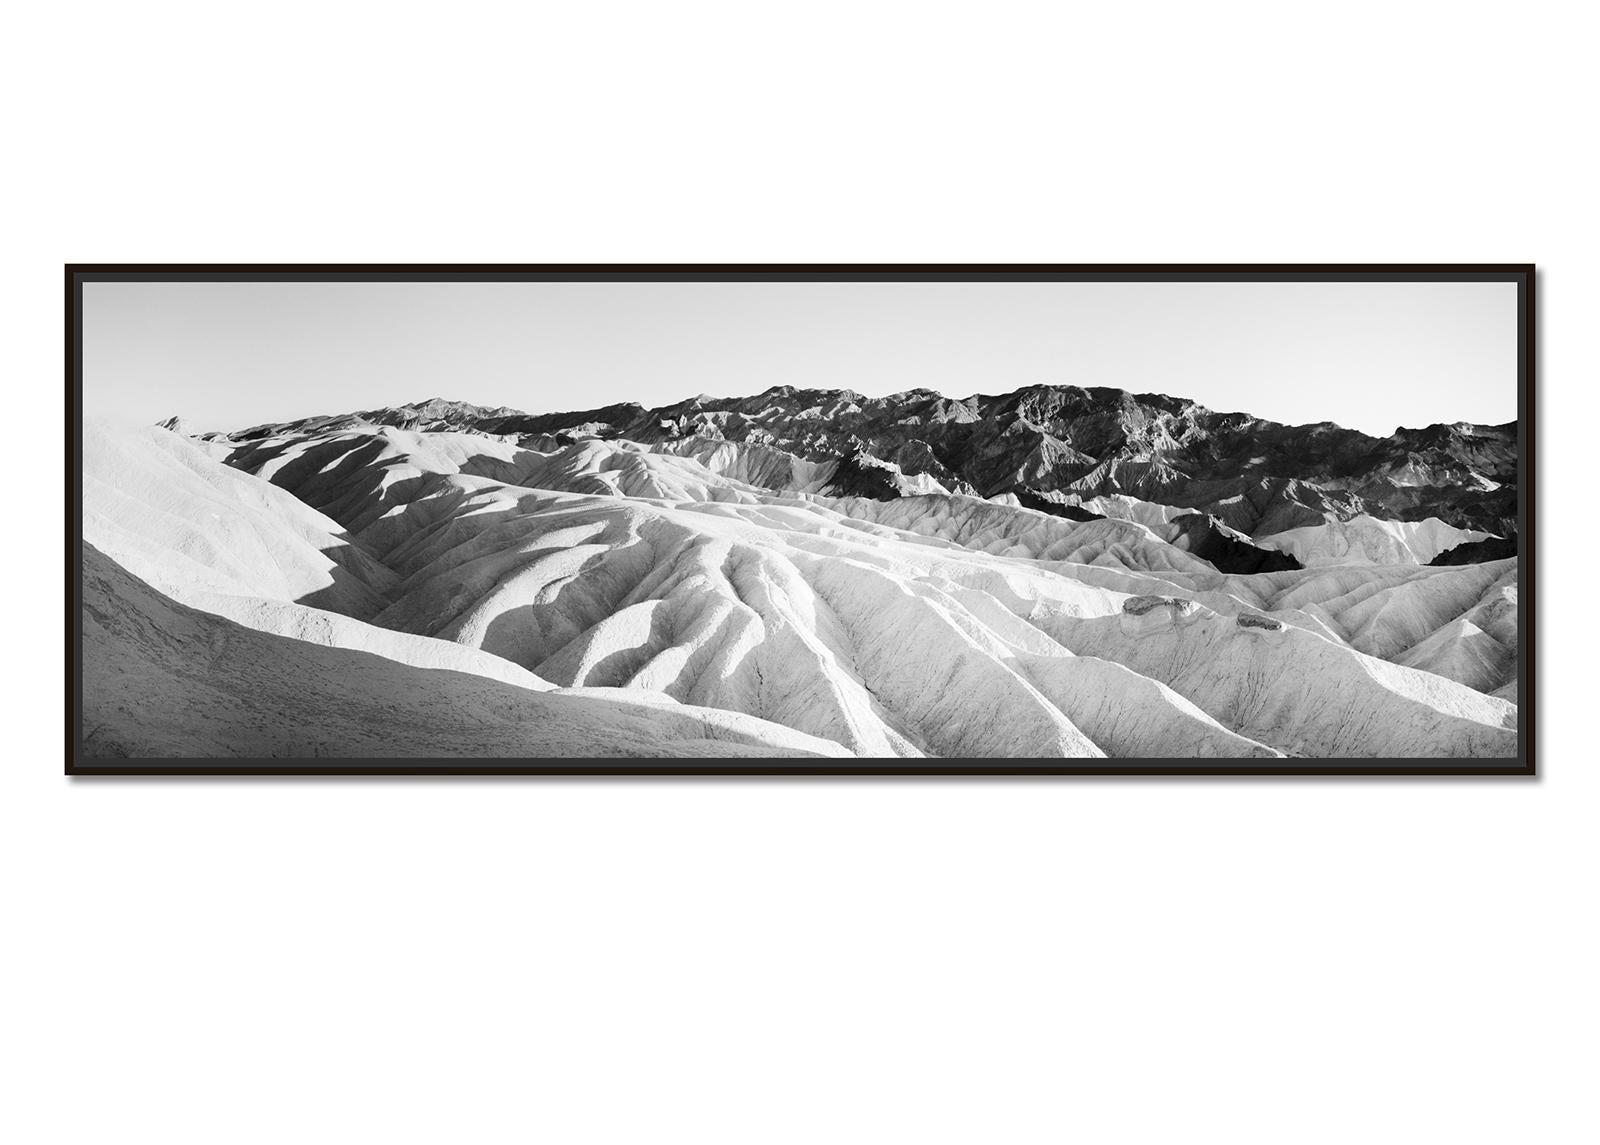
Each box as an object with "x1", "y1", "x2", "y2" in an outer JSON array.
[
  {"x1": 220, "y1": 386, "x2": 1519, "y2": 553},
  {"x1": 80, "y1": 384, "x2": 1520, "y2": 762}
]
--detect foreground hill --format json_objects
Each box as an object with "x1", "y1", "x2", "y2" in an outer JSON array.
[
  {"x1": 83, "y1": 542, "x2": 849, "y2": 759},
  {"x1": 79, "y1": 425, "x2": 854, "y2": 760}
]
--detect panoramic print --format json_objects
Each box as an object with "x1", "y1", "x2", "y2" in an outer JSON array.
[{"x1": 72, "y1": 270, "x2": 1529, "y2": 771}]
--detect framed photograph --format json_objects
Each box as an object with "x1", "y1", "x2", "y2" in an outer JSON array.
[{"x1": 69, "y1": 265, "x2": 1533, "y2": 775}]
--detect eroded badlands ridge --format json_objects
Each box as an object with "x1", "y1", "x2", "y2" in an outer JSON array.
[
  {"x1": 80, "y1": 387, "x2": 1520, "y2": 761},
  {"x1": 219, "y1": 388, "x2": 1519, "y2": 542}
]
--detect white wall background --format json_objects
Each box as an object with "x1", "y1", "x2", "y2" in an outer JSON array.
[{"x1": 7, "y1": 3, "x2": 1594, "y2": 1143}]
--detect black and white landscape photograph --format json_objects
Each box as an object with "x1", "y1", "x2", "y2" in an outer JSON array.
[{"x1": 72, "y1": 269, "x2": 1529, "y2": 770}]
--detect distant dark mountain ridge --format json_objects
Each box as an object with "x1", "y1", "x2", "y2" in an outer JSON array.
[
  {"x1": 1428, "y1": 535, "x2": 1519, "y2": 566},
  {"x1": 221, "y1": 386, "x2": 1518, "y2": 540}
]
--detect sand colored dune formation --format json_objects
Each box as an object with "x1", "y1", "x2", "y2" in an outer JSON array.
[{"x1": 79, "y1": 388, "x2": 1520, "y2": 761}]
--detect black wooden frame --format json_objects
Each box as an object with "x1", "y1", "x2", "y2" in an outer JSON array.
[{"x1": 66, "y1": 264, "x2": 1536, "y2": 776}]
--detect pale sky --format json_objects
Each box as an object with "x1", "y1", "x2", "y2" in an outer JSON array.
[{"x1": 82, "y1": 279, "x2": 1518, "y2": 438}]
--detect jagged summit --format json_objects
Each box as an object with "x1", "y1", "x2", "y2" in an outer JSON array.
[
  {"x1": 215, "y1": 383, "x2": 1518, "y2": 540},
  {"x1": 362, "y1": 397, "x2": 526, "y2": 428}
]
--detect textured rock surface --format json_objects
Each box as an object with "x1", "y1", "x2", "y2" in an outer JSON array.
[
  {"x1": 175, "y1": 425, "x2": 1515, "y2": 757},
  {"x1": 1256, "y1": 514, "x2": 1493, "y2": 567},
  {"x1": 81, "y1": 542, "x2": 852, "y2": 759},
  {"x1": 82, "y1": 383, "x2": 1520, "y2": 762}
]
